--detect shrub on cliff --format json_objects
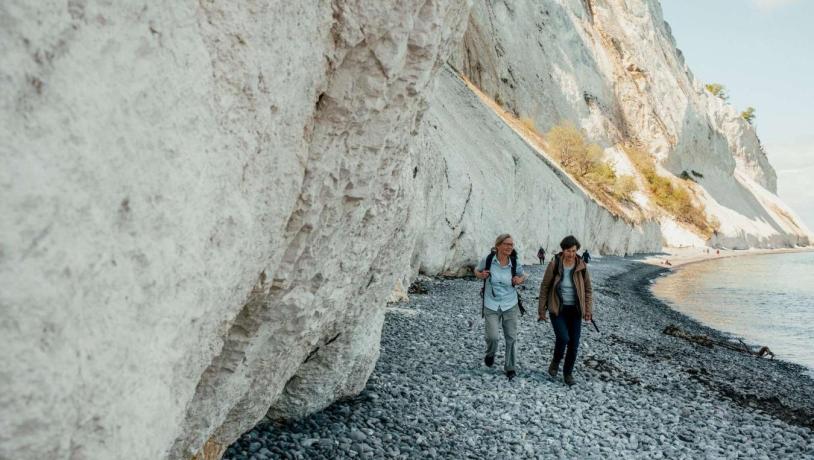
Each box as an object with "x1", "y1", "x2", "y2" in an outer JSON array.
[
  {"x1": 545, "y1": 122, "x2": 612, "y2": 178},
  {"x1": 626, "y1": 147, "x2": 715, "y2": 236},
  {"x1": 705, "y1": 83, "x2": 729, "y2": 101},
  {"x1": 613, "y1": 175, "x2": 638, "y2": 202},
  {"x1": 680, "y1": 170, "x2": 697, "y2": 182},
  {"x1": 546, "y1": 122, "x2": 590, "y2": 172},
  {"x1": 741, "y1": 107, "x2": 756, "y2": 124},
  {"x1": 586, "y1": 159, "x2": 615, "y2": 186},
  {"x1": 544, "y1": 122, "x2": 639, "y2": 215}
]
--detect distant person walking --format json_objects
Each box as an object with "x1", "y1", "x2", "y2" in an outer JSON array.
[
  {"x1": 475, "y1": 234, "x2": 527, "y2": 380},
  {"x1": 537, "y1": 246, "x2": 546, "y2": 265},
  {"x1": 538, "y1": 235, "x2": 593, "y2": 386},
  {"x1": 582, "y1": 249, "x2": 591, "y2": 264}
]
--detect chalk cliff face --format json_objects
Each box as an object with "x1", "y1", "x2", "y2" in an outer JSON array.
[
  {"x1": 408, "y1": 68, "x2": 661, "y2": 276},
  {"x1": 1, "y1": 1, "x2": 809, "y2": 459},
  {"x1": 1, "y1": 1, "x2": 470, "y2": 458},
  {"x1": 450, "y1": 0, "x2": 810, "y2": 248}
]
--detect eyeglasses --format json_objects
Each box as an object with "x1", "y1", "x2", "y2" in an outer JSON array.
[{"x1": 500, "y1": 242, "x2": 514, "y2": 247}]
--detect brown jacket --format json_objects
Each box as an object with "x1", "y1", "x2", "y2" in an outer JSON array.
[{"x1": 538, "y1": 255, "x2": 593, "y2": 317}]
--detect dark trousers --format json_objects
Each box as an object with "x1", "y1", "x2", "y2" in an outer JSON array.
[{"x1": 550, "y1": 305, "x2": 582, "y2": 375}]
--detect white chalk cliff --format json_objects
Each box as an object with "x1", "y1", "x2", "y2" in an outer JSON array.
[
  {"x1": 450, "y1": 0, "x2": 810, "y2": 248},
  {"x1": 408, "y1": 67, "x2": 661, "y2": 277},
  {"x1": 0, "y1": 1, "x2": 808, "y2": 459}
]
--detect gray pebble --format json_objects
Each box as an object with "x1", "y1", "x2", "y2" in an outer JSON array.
[{"x1": 220, "y1": 260, "x2": 814, "y2": 460}]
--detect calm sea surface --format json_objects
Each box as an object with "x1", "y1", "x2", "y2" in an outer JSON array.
[{"x1": 651, "y1": 251, "x2": 814, "y2": 376}]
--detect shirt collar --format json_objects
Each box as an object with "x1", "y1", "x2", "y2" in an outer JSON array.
[{"x1": 494, "y1": 254, "x2": 513, "y2": 267}]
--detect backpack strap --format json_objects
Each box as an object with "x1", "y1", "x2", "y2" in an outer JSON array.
[
  {"x1": 481, "y1": 250, "x2": 496, "y2": 318},
  {"x1": 509, "y1": 249, "x2": 525, "y2": 316},
  {"x1": 554, "y1": 253, "x2": 560, "y2": 274},
  {"x1": 485, "y1": 250, "x2": 496, "y2": 271}
]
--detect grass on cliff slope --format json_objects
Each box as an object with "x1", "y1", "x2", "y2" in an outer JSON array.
[
  {"x1": 543, "y1": 122, "x2": 638, "y2": 209},
  {"x1": 625, "y1": 146, "x2": 719, "y2": 237},
  {"x1": 458, "y1": 73, "x2": 717, "y2": 237},
  {"x1": 459, "y1": 76, "x2": 637, "y2": 221}
]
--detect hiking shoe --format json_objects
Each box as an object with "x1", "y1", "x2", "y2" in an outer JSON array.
[
  {"x1": 548, "y1": 360, "x2": 558, "y2": 378},
  {"x1": 484, "y1": 355, "x2": 495, "y2": 367},
  {"x1": 506, "y1": 370, "x2": 516, "y2": 381},
  {"x1": 564, "y1": 373, "x2": 575, "y2": 386}
]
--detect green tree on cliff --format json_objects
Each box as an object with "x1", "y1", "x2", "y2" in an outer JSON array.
[
  {"x1": 741, "y1": 106, "x2": 756, "y2": 124},
  {"x1": 705, "y1": 83, "x2": 729, "y2": 101}
]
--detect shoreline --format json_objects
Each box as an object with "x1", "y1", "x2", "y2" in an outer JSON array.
[
  {"x1": 644, "y1": 246, "x2": 814, "y2": 377},
  {"x1": 637, "y1": 245, "x2": 814, "y2": 269},
  {"x1": 223, "y1": 257, "x2": 814, "y2": 459},
  {"x1": 614, "y1": 261, "x2": 814, "y2": 428}
]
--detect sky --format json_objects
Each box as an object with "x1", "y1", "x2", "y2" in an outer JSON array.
[{"x1": 660, "y1": 0, "x2": 814, "y2": 232}]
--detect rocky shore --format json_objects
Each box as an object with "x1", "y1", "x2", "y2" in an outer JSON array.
[{"x1": 223, "y1": 257, "x2": 814, "y2": 459}]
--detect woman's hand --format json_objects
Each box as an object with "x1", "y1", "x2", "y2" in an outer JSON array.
[
  {"x1": 512, "y1": 275, "x2": 524, "y2": 285},
  {"x1": 583, "y1": 312, "x2": 592, "y2": 321},
  {"x1": 477, "y1": 270, "x2": 490, "y2": 280},
  {"x1": 538, "y1": 314, "x2": 547, "y2": 322}
]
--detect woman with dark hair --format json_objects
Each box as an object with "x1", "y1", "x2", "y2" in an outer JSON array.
[
  {"x1": 538, "y1": 235, "x2": 593, "y2": 386},
  {"x1": 474, "y1": 233, "x2": 527, "y2": 380}
]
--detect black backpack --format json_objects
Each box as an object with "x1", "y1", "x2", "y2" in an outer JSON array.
[{"x1": 479, "y1": 249, "x2": 526, "y2": 317}]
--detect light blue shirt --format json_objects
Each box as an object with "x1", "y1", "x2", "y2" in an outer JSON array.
[
  {"x1": 476, "y1": 254, "x2": 525, "y2": 311},
  {"x1": 560, "y1": 265, "x2": 577, "y2": 306}
]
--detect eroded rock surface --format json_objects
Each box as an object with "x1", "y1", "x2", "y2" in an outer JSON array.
[{"x1": 1, "y1": 1, "x2": 470, "y2": 458}]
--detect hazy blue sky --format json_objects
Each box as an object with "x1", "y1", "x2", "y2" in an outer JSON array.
[{"x1": 661, "y1": 0, "x2": 814, "y2": 231}]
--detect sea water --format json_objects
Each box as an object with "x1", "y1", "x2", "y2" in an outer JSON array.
[{"x1": 651, "y1": 251, "x2": 814, "y2": 377}]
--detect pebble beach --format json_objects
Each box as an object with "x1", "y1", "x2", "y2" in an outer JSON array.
[{"x1": 224, "y1": 257, "x2": 814, "y2": 459}]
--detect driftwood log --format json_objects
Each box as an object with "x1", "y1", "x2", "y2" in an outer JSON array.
[{"x1": 662, "y1": 324, "x2": 775, "y2": 359}]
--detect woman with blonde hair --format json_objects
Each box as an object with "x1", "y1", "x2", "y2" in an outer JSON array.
[{"x1": 474, "y1": 233, "x2": 527, "y2": 380}]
